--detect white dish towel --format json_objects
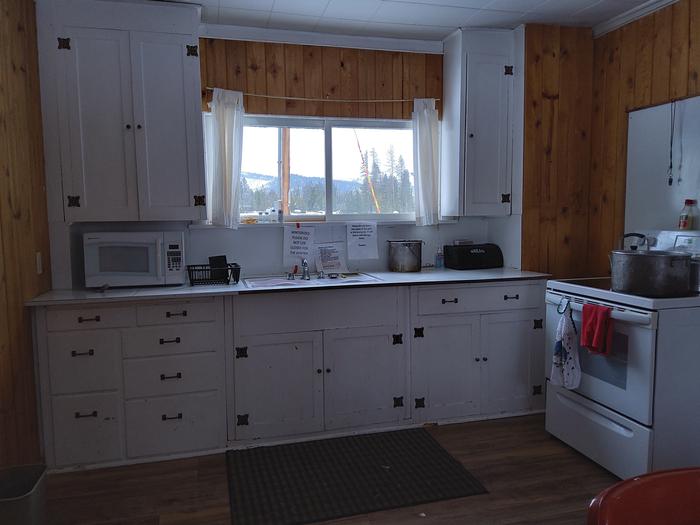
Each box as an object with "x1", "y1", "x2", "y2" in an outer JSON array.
[{"x1": 550, "y1": 305, "x2": 581, "y2": 390}]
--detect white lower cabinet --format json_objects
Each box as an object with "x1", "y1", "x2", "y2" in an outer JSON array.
[
  {"x1": 324, "y1": 326, "x2": 409, "y2": 430},
  {"x1": 125, "y1": 391, "x2": 223, "y2": 457},
  {"x1": 480, "y1": 309, "x2": 543, "y2": 414},
  {"x1": 52, "y1": 393, "x2": 123, "y2": 466},
  {"x1": 411, "y1": 315, "x2": 481, "y2": 422},
  {"x1": 233, "y1": 331, "x2": 324, "y2": 440}
]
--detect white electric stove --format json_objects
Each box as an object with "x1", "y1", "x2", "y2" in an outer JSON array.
[{"x1": 545, "y1": 272, "x2": 700, "y2": 479}]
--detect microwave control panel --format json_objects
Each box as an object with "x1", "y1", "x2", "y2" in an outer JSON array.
[{"x1": 163, "y1": 231, "x2": 186, "y2": 284}]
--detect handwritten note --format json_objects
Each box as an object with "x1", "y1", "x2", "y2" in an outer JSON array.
[
  {"x1": 283, "y1": 225, "x2": 315, "y2": 266},
  {"x1": 315, "y1": 242, "x2": 349, "y2": 273},
  {"x1": 347, "y1": 221, "x2": 378, "y2": 260}
]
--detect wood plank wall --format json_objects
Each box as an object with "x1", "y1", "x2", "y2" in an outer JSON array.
[
  {"x1": 199, "y1": 39, "x2": 443, "y2": 119},
  {"x1": 0, "y1": 0, "x2": 52, "y2": 466},
  {"x1": 587, "y1": 0, "x2": 700, "y2": 275},
  {"x1": 522, "y1": 25, "x2": 594, "y2": 278}
]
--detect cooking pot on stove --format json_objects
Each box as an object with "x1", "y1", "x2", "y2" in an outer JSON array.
[{"x1": 610, "y1": 250, "x2": 692, "y2": 298}]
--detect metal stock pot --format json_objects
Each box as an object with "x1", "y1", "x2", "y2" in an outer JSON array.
[{"x1": 610, "y1": 250, "x2": 692, "y2": 297}]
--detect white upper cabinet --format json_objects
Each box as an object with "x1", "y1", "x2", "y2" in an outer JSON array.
[
  {"x1": 50, "y1": 0, "x2": 205, "y2": 222},
  {"x1": 464, "y1": 31, "x2": 513, "y2": 217},
  {"x1": 57, "y1": 27, "x2": 139, "y2": 222},
  {"x1": 440, "y1": 29, "x2": 517, "y2": 218},
  {"x1": 130, "y1": 32, "x2": 205, "y2": 221}
]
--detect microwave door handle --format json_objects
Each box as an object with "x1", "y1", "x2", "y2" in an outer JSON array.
[{"x1": 156, "y1": 238, "x2": 163, "y2": 280}]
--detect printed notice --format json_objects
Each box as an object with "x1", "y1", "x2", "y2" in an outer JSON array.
[
  {"x1": 283, "y1": 225, "x2": 315, "y2": 266},
  {"x1": 315, "y1": 242, "x2": 349, "y2": 273},
  {"x1": 347, "y1": 221, "x2": 378, "y2": 260}
]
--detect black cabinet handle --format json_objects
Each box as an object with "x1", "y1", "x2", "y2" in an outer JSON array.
[
  {"x1": 125, "y1": 124, "x2": 132, "y2": 130},
  {"x1": 326, "y1": 368, "x2": 332, "y2": 373},
  {"x1": 160, "y1": 372, "x2": 182, "y2": 381},
  {"x1": 316, "y1": 369, "x2": 322, "y2": 374},
  {"x1": 161, "y1": 413, "x2": 182, "y2": 421},
  {"x1": 159, "y1": 337, "x2": 181, "y2": 345},
  {"x1": 483, "y1": 356, "x2": 488, "y2": 362},
  {"x1": 136, "y1": 124, "x2": 143, "y2": 129},
  {"x1": 442, "y1": 298, "x2": 459, "y2": 304},
  {"x1": 74, "y1": 410, "x2": 98, "y2": 419},
  {"x1": 71, "y1": 349, "x2": 95, "y2": 357},
  {"x1": 503, "y1": 294, "x2": 520, "y2": 301},
  {"x1": 166, "y1": 310, "x2": 187, "y2": 318},
  {"x1": 78, "y1": 315, "x2": 101, "y2": 323},
  {"x1": 475, "y1": 357, "x2": 481, "y2": 362}
]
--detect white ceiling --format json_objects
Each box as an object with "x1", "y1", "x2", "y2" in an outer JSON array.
[{"x1": 188, "y1": 0, "x2": 656, "y2": 40}]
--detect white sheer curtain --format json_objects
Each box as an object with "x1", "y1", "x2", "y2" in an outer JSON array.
[
  {"x1": 205, "y1": 89, "x2": 245, "y2": 228},
  {"x1": 412, "y1": 98, "x2": 440, "y2": 226}
]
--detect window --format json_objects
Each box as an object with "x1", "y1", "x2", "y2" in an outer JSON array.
[{"x1": 204, "y1": 114, "x2": 415, "y2": 222}]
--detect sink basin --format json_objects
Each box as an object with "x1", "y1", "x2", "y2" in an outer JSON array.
[{"x1": 243, "y1": 273, "x2": 381, "y2": 289}]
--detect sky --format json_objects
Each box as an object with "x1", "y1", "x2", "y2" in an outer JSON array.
[{"x1": 241, "y1": 126, "x2": 414, "y2": 182}]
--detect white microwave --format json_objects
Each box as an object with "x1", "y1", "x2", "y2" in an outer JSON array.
[{"x1": 83, "y1": 231, "x2": 186, "y2": 288}]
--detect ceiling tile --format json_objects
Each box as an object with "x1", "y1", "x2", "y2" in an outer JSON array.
[
  {"x1": 526, "y1": 0, "x2": 599, "y2": 16},
  {"x1": 378, "y1": 0, "x2": 491, "y2": 8},
  {"x1": 484, "y1": 0, "x2": 548, "y2": 10},
  {"x1": 374, "y1": 1, "x2": 479, "y2": 26},
  {"x1": 272, "y1": 0, "x2": 330, "y2": 16},
  {"x1": 364, "y1": 21, "x2": 454, "y2": 39},
  {"x1": 464, "y1": 9, "x2": 526, "y2": 28},
  {"x1": 324, "y1": 0, "x2": 382, "y2": 21},
  {"x1": 314, "y1": 17, "x2": 375, "y2": 36},
  {"x1": 218, "y1": 0, "x2": 273, "y2": 11},
  {"x1": 268, "y1": 12, "x2": 320, "y2": 31},
  {"x1": 218, "y1": 7, "x2": 270, "y2": 26}
]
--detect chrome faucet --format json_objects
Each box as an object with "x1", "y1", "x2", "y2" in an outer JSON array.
[{"x1": 301, "y1": 259, "x2": 311, "y2": 280}]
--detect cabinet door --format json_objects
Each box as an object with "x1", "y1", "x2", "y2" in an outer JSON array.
[
  {"x1": 464, "y1": 51, "x2": 512, "y2": 216},
  {"x1": 411, "y1": 316, "x2": 481, "y2": 422},
  {"x1": 57, "y1": 27, "x2": 139, "y2": 221},
  {"x1": 480, "y1": 309, "x2": 542, "y2": 414},
  {"x1": 324, "y1": 326, "x2": 409, "y2": 430},
  {"x1": 233, "y1": 332, "x2": 324, "y2": 440},
  {"x1": 130, "y1": 32, "x2": 205, "y2": 221}
]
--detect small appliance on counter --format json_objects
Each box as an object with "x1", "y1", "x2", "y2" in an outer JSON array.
[
  {"x1": 83, "y1": 231, "x2": 186, "y2": 288},
  {"x1": 387, "y1": 240, "x2": 423, "y2": 272},
  {"x1": 444, "y1": 243, "x2": 503, "y2": 270}
]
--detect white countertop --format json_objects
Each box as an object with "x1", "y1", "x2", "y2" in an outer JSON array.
[{"x1": 27, "y1": 268, "x2": 549, "y2": 307}]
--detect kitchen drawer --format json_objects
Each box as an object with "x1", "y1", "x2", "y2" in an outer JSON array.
[
  {"x1": 52, "y1": 393, "x2": 123, "y2": 466},
  {"x1": 416, "y1": 283, "x2": 542, "y2": 316},
  {"x1": 125, "y1": 391, "x2": 223, "y2": 457},
  {"x1": 46, "y1": 305, "x2": 135, "y2": 331},
  {"x1": 48, "y1": 330, "x2": 121, "y2": 394},
  {"x1": 546, "y1": 382, "x2": 652, "y2": 479},
  {"x1": 123, "y1": 322, "x2": 222, "y2": 358},
  {"x1": 123, "y1": 353, "x2": 221, "y2": 398},
  {"x1": 136, "y1": 299, "x2": 220, "y2": 326}
]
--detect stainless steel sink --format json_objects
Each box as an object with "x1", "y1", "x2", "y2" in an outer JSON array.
[{"x1": 243, "y1": 273, "x2": 381, "y2": 289}]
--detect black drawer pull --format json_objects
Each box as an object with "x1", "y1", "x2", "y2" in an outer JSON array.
[
  {"x1": 77, "y1": 315, "x2": 101, "y2": 323},
  {"x1": 165, "y1": 310, "x2": 187, "y2": 318},
  {"x1": 71, "y1": 349, "x2": 95, "y2": 357},
  {"x1": 160, "y1": 372, "x2": 182, "y2": 381},
  {"x1": 441, "y1": 298, "x2": 459, "y2": 304},
  {"x1": 159, "y1": 337, "x2": 181, "y2": 345},
  {"x1": 74, "y1": 410, "x2": 98, "y2": 419},
  {"x1": 161, "y1": 413, "x2": 183, "y2": 421},
  {"x1": 504, "y1": 294, "x2": 520, "y2": 301}
]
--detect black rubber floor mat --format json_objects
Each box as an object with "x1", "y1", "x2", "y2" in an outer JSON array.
[{"x1": 226, "y1": 428, "x2": 487, "y2": 525}]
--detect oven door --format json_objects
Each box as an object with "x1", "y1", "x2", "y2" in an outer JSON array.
[
  {"x1": 545, "y1": 291, "x2": 657, "y2": 425},
  {"x1": 84, "y1": 232, "x2": 165, "y2": 288}
]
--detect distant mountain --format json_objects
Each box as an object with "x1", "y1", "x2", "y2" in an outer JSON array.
[{"x1": 242, "y1": 172, "x2": 361, "y2": 192}]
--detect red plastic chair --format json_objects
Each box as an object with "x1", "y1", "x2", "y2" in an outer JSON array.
[{"x1": 587, "y1": 468, "x2": 700, "y2": 525}]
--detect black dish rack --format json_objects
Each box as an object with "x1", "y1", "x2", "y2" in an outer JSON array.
[{"x1": 186, "y1": 263, "x2": 241, "y2": 286}]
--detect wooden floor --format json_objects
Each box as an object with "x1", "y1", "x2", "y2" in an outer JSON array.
[{"x1": 47, "y1": 415, "x2": 617, "y2": 525}]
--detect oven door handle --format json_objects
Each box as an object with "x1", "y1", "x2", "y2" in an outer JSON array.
[{"x1": 545, "y1": 292, "x2": 655, "y2": 327}]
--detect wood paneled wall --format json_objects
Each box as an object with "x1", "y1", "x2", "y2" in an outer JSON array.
[
  {"x1": 0, "y1": 0, "x2": 52, "y2": 466},
  {"x1": 522, "y1": 25, "x2": 594, "y2": 278},
  {"x1": 199, "y1": 39, "x2": 443, "y2": 119},
  {"x1": 587, "y1": 0, "x2": 700, "y2": 275}
]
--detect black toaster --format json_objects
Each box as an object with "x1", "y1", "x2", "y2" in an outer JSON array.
[{"x1": 444, "y1": 243, "x2": 504, "y2": 270}]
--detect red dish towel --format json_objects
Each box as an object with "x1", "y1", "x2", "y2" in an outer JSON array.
[{"x1": 580, "y1": 304, "x2": 614, "y2": 355}]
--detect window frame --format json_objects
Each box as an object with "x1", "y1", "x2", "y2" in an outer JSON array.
[{"x1": 240, "y1": 114, "x2": 416, "y2": 223}]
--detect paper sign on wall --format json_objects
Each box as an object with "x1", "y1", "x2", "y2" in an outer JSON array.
[
  {"x1": 347, "y1": 221, "x2": 378, "y2": 260},
  {"x1": 283, "y1": 225, "x2": 315, "y2": 266},
  {"x1": 315, "y1": 242, "x2": 349, "y2": 273}
]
